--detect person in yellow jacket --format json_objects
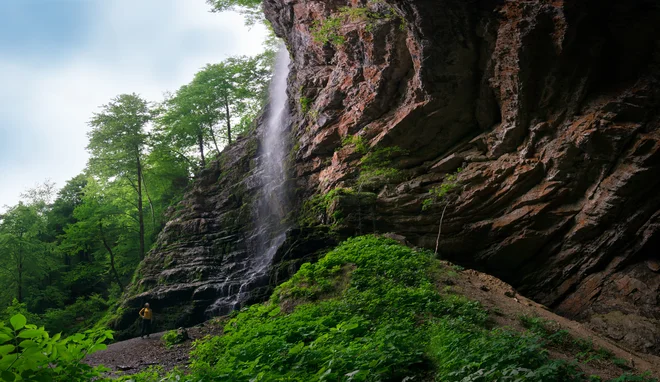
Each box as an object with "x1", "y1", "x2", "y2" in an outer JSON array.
[{"x1": 139, "y1": 303, "x2": 153, "y2": 339}]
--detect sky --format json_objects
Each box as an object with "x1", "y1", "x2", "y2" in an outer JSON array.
[{"x1": 0, "y1": 0, "x2": 267, "y2": 210}]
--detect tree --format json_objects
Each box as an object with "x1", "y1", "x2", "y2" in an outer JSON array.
[
  {"x1": 87, "y1": 93, "x2": 151, "y2": 260},
  {"x1": 60, "y1": 179, "x2": 133, "y2": 293},
  {"x1": 157, "y1": 84, "x2": 215, "y2": 168},
  {"x1": 0, "y1": 202, "x2": 51, "y2": 303},
  {"x1": 156, "y1": 54, "x2": 273, "y2": 168},
  {"x1": 207, "y1": 0, "x2": 264, "y2": 26},
  {"x1": 46, "y1": 175, "x2": 88, "y2": 251}
]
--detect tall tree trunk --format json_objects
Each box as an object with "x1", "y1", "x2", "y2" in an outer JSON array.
[
  {"x1": 198, "y1": 133, "x2": 206, "y2": 168},
  {"x1": 136, "y1": 155, "x2": 145, "y2": 260},
  {"x1": 224, "y1": 95, "x2": 232, "y2": 145},
  {"x1": 99, "y1": 221, "x2": 124, "y2": 292}
]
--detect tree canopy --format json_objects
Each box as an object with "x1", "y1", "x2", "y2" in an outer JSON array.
[
  {"x1": 0, "y1": 42, "x2": 274, "y2": 336},
  {"x1": 207, "y1": 0, "x2": 264, "y2": 26}
]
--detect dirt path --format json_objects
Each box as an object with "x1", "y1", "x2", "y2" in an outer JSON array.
[{"x1": 85, "y1": 322, "x2": 224, "y2": 378}]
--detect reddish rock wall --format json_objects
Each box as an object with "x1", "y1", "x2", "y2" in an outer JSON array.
[{"x1": 265, "y1": 0, "x2": 660, "y2": 354}]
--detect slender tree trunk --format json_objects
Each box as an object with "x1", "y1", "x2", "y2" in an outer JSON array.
[
  {"x1": 99, "y1": 221, "x2": 124, "y2": 292},
  {"x1": 136, "y1": 155, "x2": 145, "y2": 260},
  {"x1": 198, "y1": 133, "x2": 206, "y2": 168},
  {"x1": 141, "y1": 173, "x2": 156, "y2": 229},
  {"x1": 435, "y1": 203, "x2": 449, "y2": 256},
  {"x1": 208, "y1": 123, "x2": 222, "y2": 156},
  {"x1": 224, "y1": 95, "x2": 232, "y2": 145}
]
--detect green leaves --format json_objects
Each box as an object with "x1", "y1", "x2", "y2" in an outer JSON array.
[
  {"x1": 1, "y1": 370, "x2": 15, "y2": 382},
  {"x1": 0, "y1": 314, "x2": 112, "y2": 382},
  {"x1": 9, "y1": 315, "x2": 25, "y2": 331},
  {"x1": 155, "y1": 52, "x2": 273, "y2": 168},
  {"x1": 0, "y1": 345, "x2": 15, "y2": 356}
]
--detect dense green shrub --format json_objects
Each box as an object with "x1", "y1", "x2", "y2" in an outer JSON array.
[
  {"x1": 162, "y1": 329, "x2": 187, "y2": 349},
  {"x1": 41, "y1": 294, "x2": 110, "y2": 335},
  {"x1": 0, "y1": 313, "x2": 112, "y2": 381},
  {"x1": 180, "y1": 236, "x2": 585, "y2": 381}
]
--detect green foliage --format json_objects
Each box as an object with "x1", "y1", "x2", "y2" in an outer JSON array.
[
  {"x1": 341, "y1": 135, "x2": 368, "y2": 155},
  {"x1": 162, "y1": 330, "x2": 186, "y2": 349},
  {"x1": 357, "y1": 167, "x2": 404, "y2": 189},
  {"x1": 299, "y1": 188, "x2": 353, "y2": 228},
  {"x1": 613, "y1": 357, "x2": 631, "y2": 369},
  {"x1": 116, "y1": 366, "x2": 185, "y2": 382},
  {"x1": 311, "y1": 2, "x2": 402, "y2": 47},
  {"x1": 0, "y1": 313, "x2": 111, "y2": 381},
  {"x1": 153, "y1": 236, "x2": 586, "y2": 381},
  {"x1": 609, "y1": 373, "x2": 658, "y2": 382},
  {"x1": 422, "y1": 168, "x2": 462, "y2": 211},
  {"x1": 356, "y1": 146, "x2": 408, "y2": 188},
  {"x1": 206, "y1": 0, "x2": 264, "y2": 26},
  {"x1": 40, "y1": 295, "x2": 109, "y2": 336},
  {"x1": 311, "y1": 16, "x2": 346, "y2": 46},
  {"x1": 0, "y1": 200, "x2": 54, "y2": 309},
  {"x1": 359, "y1": 146, "x2": 406, "y2": 168},
  {"x1": 300, "y1": 95, "x2": 312, "y2": 114},
  {"x1": 155, "y1": 53, "x2": 273, "y2": 168},
  {"x1": 519, "y1": 314, "x2": 557, "y2": 336},
  {"x1": 430, "y1": 324, "x2": 582, "y2": 381}
]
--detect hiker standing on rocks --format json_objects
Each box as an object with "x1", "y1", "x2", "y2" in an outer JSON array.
[{"x1": 139, "y1": 303, "x2": 153, "y2": 339}]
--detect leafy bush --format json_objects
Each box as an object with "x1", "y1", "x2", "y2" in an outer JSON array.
[
  {"x1": 0, "y1": 313, "x2": 112, "y2": 381},
  {"x1": 41, "y1": 294, "x2": 110, "y2": 335},
  {"x1": 115, "y1": 365, "x2": 185, "y2": 382},
  {"x1": 162, "y1": 330, "x2": 187, "y2": 349},
  {"x1": 430, "y1": 323, "x2": 582, "y2": 381},
  {"x1": 181, "y1": 236, "x2": 586, "y2": 381}
]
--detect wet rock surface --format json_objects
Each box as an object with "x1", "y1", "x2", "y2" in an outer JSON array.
[{"x1": 114, "y1": 0, "x2": 660, "y2": 356}]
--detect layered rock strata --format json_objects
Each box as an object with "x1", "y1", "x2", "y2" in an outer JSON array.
[
  {"x1": 116, "y1": 0, "x2": 660, "y2": 355},
  {"x1": 266, "y1": 0, "x2": 660, "y2": 354}
]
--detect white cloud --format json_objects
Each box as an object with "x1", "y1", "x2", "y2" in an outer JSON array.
[{"x1": 0, "y1": 0, "x2": 267, "y2": 210}]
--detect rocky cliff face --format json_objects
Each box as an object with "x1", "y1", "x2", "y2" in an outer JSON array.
[
  {"x1": 265, "y1": 0, "x2": 660, "y2": 354},
  {"x1": 115, "y1": 0, "x2": 660, "y2": 355}
]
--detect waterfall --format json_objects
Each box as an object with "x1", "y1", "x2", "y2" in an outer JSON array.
[{"x1": 206, "y1": 47, "x2": 291, "y2": 316}]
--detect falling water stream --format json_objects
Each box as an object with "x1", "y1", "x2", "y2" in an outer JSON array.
[{"x1": 206, "y1": 47, "x2": 291, "y2": 316}]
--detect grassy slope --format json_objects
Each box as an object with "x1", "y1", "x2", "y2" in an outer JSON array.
[{"x1": 118, "y1": 236, "x2": 659, "y2": 382}]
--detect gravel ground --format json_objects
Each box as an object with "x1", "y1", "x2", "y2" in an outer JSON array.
[{"x1": 84, "y1": 321, "x2": 225, "y2": 378}]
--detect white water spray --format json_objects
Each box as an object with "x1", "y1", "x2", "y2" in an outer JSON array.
[{"x1": 206, "y1": 47, "x2": 291, "y2": 316}]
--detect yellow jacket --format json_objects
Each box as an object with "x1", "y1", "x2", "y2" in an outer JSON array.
[{"x1": 139, "y1": 307, "x2": 153, "y2": 320}]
